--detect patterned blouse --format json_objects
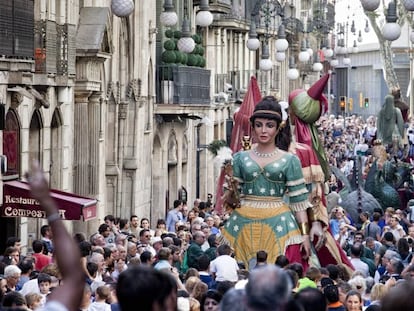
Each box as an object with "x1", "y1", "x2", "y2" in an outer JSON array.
[{"x1": 232, "y1": 150, "x2": 309, "y2": 212}]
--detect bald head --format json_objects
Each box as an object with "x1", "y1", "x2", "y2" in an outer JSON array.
[{"x1": 246, "y1": 265, "x2": 292, "y2": 311}]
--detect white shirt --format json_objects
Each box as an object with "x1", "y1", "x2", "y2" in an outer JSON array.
[
  {"x1": 39, "y1": 300, "x2": 68, "y2": 311},
  {"x1": 383, "y1": 224, "x2": 405, "y2": 241},
  {"x1": 210, "y1": 255, "x2": 239, "y2": 282},
  {"x1": 349, "y1": 257, "x2": 369, "y2": 277},
  {"x1": 19, "y1": 278, "x2": 40, "y2": 296},
  {"x1": 87, "y1": 301, "x2": 111, "y2": 311}
]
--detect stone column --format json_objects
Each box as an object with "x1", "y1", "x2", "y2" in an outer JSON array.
[
  {"x1": 116, "y1": 101, "x2": 128, "y2": 217},
  {"x1": 89, "y1": 92, "x2": 101, "y2": 195},
  {"x1": 73, "y1": 91, "x2": 92, "y2": 196}
]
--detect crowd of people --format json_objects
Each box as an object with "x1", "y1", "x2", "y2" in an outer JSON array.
[
  {"x1": 2, "y1": 84, "x2": 414, "y2": 310},
  {"x1": 1, "y1": 160, "x2": 414, "y2": 311}
]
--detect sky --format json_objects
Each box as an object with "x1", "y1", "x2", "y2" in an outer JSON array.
[{"x1": 335, "y1": 0, "x2": 380, "y2": 47}]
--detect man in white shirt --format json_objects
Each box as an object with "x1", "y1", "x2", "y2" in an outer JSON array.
[
  {"x1": 382, "y1": 214, "x2": 405, "y2": 242},
  {"x1": 349, "y1": 243, "x2": 369, "y2": 278},
  {"x1": 210, "y1": 244, "x2": 239, "y2": 284}
]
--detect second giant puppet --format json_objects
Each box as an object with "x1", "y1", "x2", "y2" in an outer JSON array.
[{"x1": 288, "y1": 74, "x2": 354, "y2": 273}]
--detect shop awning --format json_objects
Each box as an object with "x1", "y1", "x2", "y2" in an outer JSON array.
[{"x1": 1, "y1": 181, "x2": 97, "y2": 221}]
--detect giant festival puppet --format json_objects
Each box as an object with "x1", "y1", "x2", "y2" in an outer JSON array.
[{"x1": 288, "y1": 74, "x2": 354, "y2": 273}]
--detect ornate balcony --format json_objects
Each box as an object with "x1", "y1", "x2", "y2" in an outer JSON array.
[{"x1": 156, "y1": 65, "x2": 211, "y2": 105}]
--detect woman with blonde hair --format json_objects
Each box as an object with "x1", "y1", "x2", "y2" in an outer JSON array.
[
  {"x1": 367, "y1": 283, "x2": 387, "y2": 308},
  {"x1": 25, "y1": 292, "x2": 43, "y2": 310},
  {"x1": 185, "y1": 276, "x2": 201, "y2": 295},
  {"x1": 191, "y1": 281, "x2": 208, "y2": 304}
]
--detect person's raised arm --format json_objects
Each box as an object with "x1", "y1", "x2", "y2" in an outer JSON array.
[{"x1": 26, "y1": 161, "x2": 84, "y2": 311}]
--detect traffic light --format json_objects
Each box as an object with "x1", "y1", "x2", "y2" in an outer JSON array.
[
  {"x1": 349, "y1": 98, "x2": 353, "y2": 111},
  {"x1": 364, "y1": 97, "x2": 369, "y2": 108},
  {"x1": 340, "y1": 96, "x2": 346, "y2": 112}
]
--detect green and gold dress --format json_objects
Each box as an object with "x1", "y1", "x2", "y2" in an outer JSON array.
[{"x1": 222, "y1": 150, "x2": 310, "y2": 269}]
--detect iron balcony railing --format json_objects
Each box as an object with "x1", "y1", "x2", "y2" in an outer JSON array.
[{"x1": 156, "y1": 65, "x2": 211, "y2": 105}]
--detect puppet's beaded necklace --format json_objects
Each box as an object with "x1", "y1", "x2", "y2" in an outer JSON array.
[{"x1": 252, "y1": 147, "x2": 279, "y2": 158}]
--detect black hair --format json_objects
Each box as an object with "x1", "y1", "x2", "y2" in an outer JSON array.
[
  {"x1": 207, "y1": 234, "x2": 217, "y2": 248},
  {"x1": 32, "y1": 240, "x2": 45, "y2": 254},
  {"x1": 73, "y1": 232, "x2": 86, "y2": 243},
  {"x1": 286, "y1": 262, "x2": 304, "y2": 279},
  {"x1": 156, "y1": 218, "x2": 166, "y2": 226},
  {"x1": 40, "y1": 225, "x2": 50, "y2": 237},
  {"x1": 87, "y1": 262, "x2": 98, "y2": 277},
  {"x1": 200, "y1": 290, "x2": 223, "y2": 311},
  {"x1": 275, "y1": 254, "x2": 290, "y2": 268},
  {"x1": 323, "y1": 284, "x2": 340, "y2": 303},
  {"x1": 98, "y1": 223, "x2": 110, "y2": 234},
  {"x1": 119, "y1": 218, "x2": 129, "y2": 229},
  {"x1": 116, "y1": 266, "x2": 177, "y2": 311},
  {"x1": 326, "y1": 264, "x2": 339, "y2": 281},
  {"x1": 250, "y1": 96, "x2": 292, "y2": 151},
  {"x1": 5, "y1": 237, "x2": 21, "y2": 248},
  {"x1": 173, "y1": 199, "x2": 183, "y2": 209},
  {"x1": 197, "y1": 254, "x2": 211, "y2": 271},
  {"x1": 320, "y1": 277, "x2": 334, "y2": 289},
  {"x1": 140, "y1": 251, "x2": 153, "y2": 264},
  {"x1": 104, "y1": 214, "x2": 116, "y2": 223},
  {"x1": 139, "y1": 229, "x2": 150, "y2": 238},
  {"x1": 2, "y1": 291, "x2": 27, "y2": 308},
  {"x1": 256, "y1": 250, "x2": 268, "y2": 263},
  {"x1": 217, "y1": 244, "x2": 232, "y2": 256},
  {"x1": 79, "y1": 241, "x2": 92, "y2": 257},
  {"x1": 103, "y1": 247, "x2": 112, "y2": 260},
  {"x1": 173, "y1": 237, "x2": 182, "y2": 247},
  {"x1": 295, "y1": 287, "x2": 327, "y2": 311},
  {"x1": 18, "y1": 258, "x2": 34, "y2": 274},
  {"x1": 37, "y1": 272, "x2": 52, "y2": 284}
]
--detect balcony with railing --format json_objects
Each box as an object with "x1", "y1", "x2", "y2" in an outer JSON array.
[
  {"x1": 156, "y1": 64, "x2": 282, "y2": 108},
  {"x1": 215, "y1": 69, "x2": 280, "y2": 101},
  {"x1": 156, "y1": 65, "x2": 211, "y2": 105}
]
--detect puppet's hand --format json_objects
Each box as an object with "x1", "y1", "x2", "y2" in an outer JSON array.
[{"x1": 310, "y1": 221, "x2": 326, "y2": 251}]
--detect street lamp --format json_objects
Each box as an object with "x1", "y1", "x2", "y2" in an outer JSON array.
[
  {"x1": 246, "y1": 0, "x2": 286, "y2": 71},
  {"x1": 195, "y1": 0, "x2": 214, "y2": 27},
  {"x1": 160, "y1": 0, "x2": 178, "y2": 27},
  {"x1": 301, "y1": 0, "x2": 335, "y2": 77},
  {"x1": 312, "y1": 53, "x2": 323, "y2": 72},
  {"x1": 363, "y1": 0, "x2": 414, "y2": 42},
  {"x1": 360, "y1": 0, "x2": 380, "y2": 11},
  {"x1": 159, "y1": 0, "x2": 213, "y2": 53},
  {"x1": 259, "y1": 43, "x2": 273, "y2": 71},
  {"x1": 382, "y1": 1, "x2": 401, "y2": 41},
  {"x1": 111, "y1": 0, "x2": 134, "y2": 17},
  {"x1": 287, "y1": 56, "x2": 299, "y2": 80},
  {"x1": 298, "y1": 39, "x2": 311, "y2": 63}
]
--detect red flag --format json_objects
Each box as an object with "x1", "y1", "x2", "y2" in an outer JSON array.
[
  {"x1": 230, "y1": 76, "x2": 262, "y2": 153},
  {"x1": 214, "y1": 76, "x2": 262, "y2": 215}
]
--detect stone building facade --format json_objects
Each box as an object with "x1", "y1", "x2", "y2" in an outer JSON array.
[{"x1": 0, "y1": 0, "x2": 317, "y2": 251}]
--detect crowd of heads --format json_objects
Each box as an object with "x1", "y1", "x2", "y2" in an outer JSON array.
[{"x1": 2, "y1": 198, "x2": 414, "y2": 311}]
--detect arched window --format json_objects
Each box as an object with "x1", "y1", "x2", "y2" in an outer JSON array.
[
  {"x1": 3, "y1": 109, "x2": 21, "y2": 177},
  {"x1": 29, "y1": 109, "x2": 43, "y2": 167},
  {"x1": 50, "y1": 109, "x2": 63, "y2": 188}
]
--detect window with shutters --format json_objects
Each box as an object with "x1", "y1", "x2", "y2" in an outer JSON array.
[{"x1": 0, "y1": 0, "x2": 34, "y2": 59}]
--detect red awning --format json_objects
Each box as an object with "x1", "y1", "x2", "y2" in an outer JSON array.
[{"x1": 1, "y1": 180, "x2": 97, "y2": 221}]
